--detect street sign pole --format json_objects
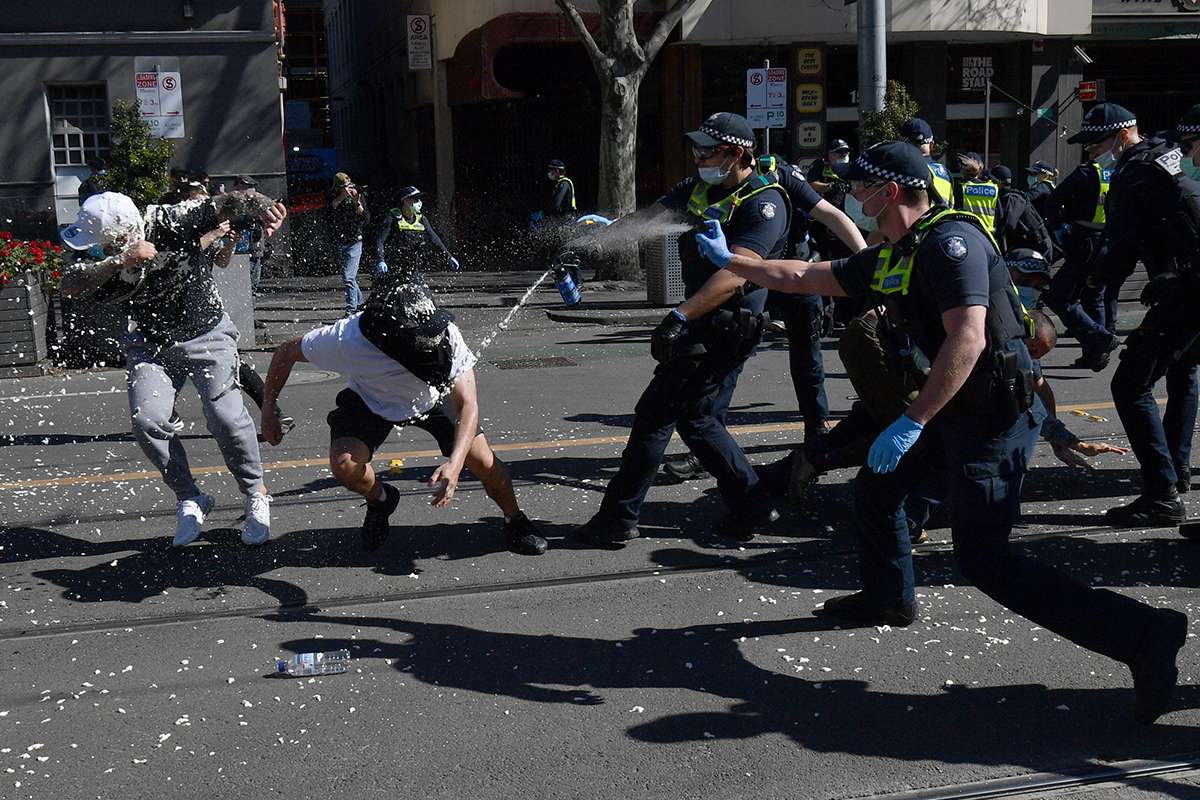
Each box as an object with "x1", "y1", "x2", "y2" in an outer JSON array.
[
  {"x1": 984, "y1": 79, "x2": 991, "y2": 167},
  {"x1": 763, "y1": 59, "x2": 770, "y2": 155}
]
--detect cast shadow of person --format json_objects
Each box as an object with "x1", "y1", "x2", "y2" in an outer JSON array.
[{"x1": 275, "y1": 610, "x2": 1200, "y2": 777}]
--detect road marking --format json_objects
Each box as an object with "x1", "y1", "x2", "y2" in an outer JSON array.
[{"x1": 0, "y1": 398, "x2": 1141, "y2": 491}]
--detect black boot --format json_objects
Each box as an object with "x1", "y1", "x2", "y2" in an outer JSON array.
[
  {"x1": 1105, "y1": 494, "x2": 1185, "y2": 528},
  {"x1": 503, "y1": 512, "x2": 549, "y2": 555},
  {"x1": 574, "y1": 514, "x2": 640, "y2": 546},
  {"x1": 361, "y1": 482, "x2": 400, "y2": 550},
  {"x1": 815, "y1": 591, "x2": 917, "y2": 627},
  {"x1": 662, "y1": 453, "x2": 707, "y2": 483},
  {"x1": 714, "y1": 494, "x2": 780, "y2": 541}
]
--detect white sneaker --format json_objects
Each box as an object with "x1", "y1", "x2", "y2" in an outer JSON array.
[
  {"x1": 242, "y1": 492, "x2": 272, "y2": 545},
  {"x1": 173, "y1": 493, "x2": 215, "y2": 546}
]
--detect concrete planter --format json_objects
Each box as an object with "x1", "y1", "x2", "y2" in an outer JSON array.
[{"x1": 0, "y1": 271, "x2": 48, "y2": 373}]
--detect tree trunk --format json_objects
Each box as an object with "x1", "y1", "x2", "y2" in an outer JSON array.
[{"x1": 594, "y1": 73, "x2": 643, "y2": 280}]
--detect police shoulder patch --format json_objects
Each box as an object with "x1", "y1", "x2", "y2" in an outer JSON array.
[
  {"x1": 1154, "y1": 147, "x2": 1183, "y2": 176},
  {"x1": 759, "y1": 201, "x2": 776, "y2": 220},
  {"x1": 789, "y1": 166, "x2": 806, "y2": 182},
  {"x1": 941, "y1": 235, "x2": 968, "y2": 260}
]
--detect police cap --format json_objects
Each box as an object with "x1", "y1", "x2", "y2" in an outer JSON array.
[
  {"x1": 548, "y1": 159, "x2": 566, "y2": 170},
  {"x1": 1067, "y1": 103, "x2": 1137, "y2": 145},
  {"x1": 990, "y1": 165, "x2": 1013, "y2": 184},
  {"x1": 1005, "y1": 248, "x2": 1050, "y2": 277},
  {"x1": 846, "y1": 141, "x2": 931, "y2": 189},
  {"x1": 900, "y1": 118, "x2": 934, "y2": 145},
  {"x1": 1176, "y1": 103, "x2": 1200, "y2": 140},
  {"x1": 397, "y1": 185, "x2": 423, "y2": 202},
  {"x1": 1025, "y1": 160, "x2": 1056, "y2": 175},
  {"x1": 829, "y1": 138, "x2": 850, "y2": 152},
  {"x1": 685, "y1": 112, "x2": 756, "y2": 150}
]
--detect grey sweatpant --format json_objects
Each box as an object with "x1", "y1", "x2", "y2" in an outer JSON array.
[{"x1": 126, "y1": 314, "x2": 265, "y2": 501}]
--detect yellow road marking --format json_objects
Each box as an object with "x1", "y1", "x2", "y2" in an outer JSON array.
[{"x1": 0, "y1": 399, "x2": 1139, "y2": 491}]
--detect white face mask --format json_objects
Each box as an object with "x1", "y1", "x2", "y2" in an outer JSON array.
[
  {"x1": 844, "y1": 184, "x2": 889, "y2": 232},
  {"x1": 698, "y1": 158, "x2": 734, "y2": 185},
  {"x1": 548, "y1": 171, "x2": 557, "y2": 181},
  {"x1": 411, "y1": 200, "x2": 423, "y2": 215}
]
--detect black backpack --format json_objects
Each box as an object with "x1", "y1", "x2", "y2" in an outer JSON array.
[{"x1": 996, "y1": 189, "x2": 1054, "y2": 261}]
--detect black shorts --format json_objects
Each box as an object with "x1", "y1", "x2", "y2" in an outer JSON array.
[{"x1": 327, "y1": 387, "x2": 460, "y2": 460}]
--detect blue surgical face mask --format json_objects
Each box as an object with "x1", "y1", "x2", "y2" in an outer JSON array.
[
  {"x1": 1017, "y1": 285, "x2": 1042, "y2": 310},
  {"x1": 86, "y1": 243, "x2": 105, "y2": 260},
  {"x1": 698, "y1": 161, "x2": 733, "y2": 185}
]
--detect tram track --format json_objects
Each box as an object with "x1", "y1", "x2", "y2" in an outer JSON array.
[{"x1": 0, "y1": 519, "x2": 1177, "y2": 643}]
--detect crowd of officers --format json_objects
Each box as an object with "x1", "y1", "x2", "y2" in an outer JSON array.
[{"x1": 572, "y1": 102, "x2": 1200, "y2": 727}]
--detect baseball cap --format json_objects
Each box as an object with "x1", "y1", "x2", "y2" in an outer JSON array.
[
  {"x1": 1025, "y1": 160, "x2": 1056, "y2": 175},
  {"x1": 1067, "y1": 103, "x2": 1137, "y2": 145},
  {"x1": 233, "y1": 175, "x2": 258, "y2": 188},
  {"x1": 990, "y1": 165, "x2": 1013, "y2": 183},
  {"x1": 360, "y1": 282, "x2": 455, "y2": 352},
  {"x1": 685, "y1": 112, "x2": 756, "y2": 150},
  {"x1": 847, "y1": 141, "x2": 932, "y2": 189},
  {"x1": 60, "y1": 192, "x2": 144, "y2": 251},
  {"x1": 900, "y1": 118, "x2": 934, "y2": 145},
  {"x1": 1005, "y1": 248, "x2": 1050, "y2": 276},
  {"x1": 829, "y1": 138, "x2": 850, "y2": 152}
]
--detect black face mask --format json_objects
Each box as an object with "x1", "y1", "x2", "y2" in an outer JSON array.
[{"x1": 359, "y1": 311, "x2": 454, "y2": 390}]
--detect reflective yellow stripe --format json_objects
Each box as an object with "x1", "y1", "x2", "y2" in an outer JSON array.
[
  {"x1": 929, "y1": 165, "x2": 954, "y2": 209},
  {"x1": 395, "y1": 213, "x2": 425, "y2": 232},
  {"x1": 686, "y1": 173, "x2": 781, "y2": 222},
  {"x1": 1091, "y1": 164, "x2": 1110, "y2": 226},
  {"x1": 558, "y1": 177, "x2": 577, "y2": 211}
]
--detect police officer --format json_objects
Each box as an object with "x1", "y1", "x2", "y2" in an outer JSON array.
[
  {"x1": 374, "y1": 186, "x2": 460, "y2": 286},
  {"x1": 992, "y1": 165, "x2": 1055, "y2": 258},
  {"x1": 1092, "y1": 103, "x2": 1200, "y2": 529},
  {"x1": 1025, "y1": 159, "x2": 1058, "y2": 219},
  {"x1": 901, "y1": 118, "x2": 954, "y2": 208},
  {"x1": 545, "y1": 159, "x2": 576, "y2": 218},
  {"x1": 695, "y1": 140, "x2": 1188, "y2": 725},
  {"x1": 575, "y1": 112, "x2": 789, "y2": 544},
  {"x1": 806, "y1": 139, "x2": 852, "y2": 199},
  {"x1": 954, "y1": 151, "x2": 999, "y2": 230},
  {"x1": 1042, "y1": 105, "x2": 1127, "y2": 370},
  {"x1": 665, "y1": 155, "x2": 868, "y2": 481}
]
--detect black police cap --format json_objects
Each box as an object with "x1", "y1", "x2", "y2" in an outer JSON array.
[
  {"x1": 847, "y1": 141, "x2": 932, "y2": 189},
  {"x1": 1025, "y1": 160, "x2": 1055, "y2": 175},
  {"x1": 685, "y1": 112, "x2": 756, "y2": 150},
  {"x1": 990, "y1": 165, "x2": 1013, "y2": 183},
  {"x1": 829, "y1": 138, "x2": 850, "y2": 152},
  {"x1": 1067, "y1": 103, "x2": 1137, "y2": 145},
  {"x1": 1177, "y1": 103, "x2": 1200, "y2": 139},
  {"x1": 900, "y1": 118, "x2": 934, "y2": 144},
  {"x1": 397, "y1": 185, "x2": 423, "y2": 202},
  {"x1": 548, "y1": 159, "x2": 566, "y2": 170},
  {"x1": 1005, "y1": 248, "x2": 1050, "y2": 276}
]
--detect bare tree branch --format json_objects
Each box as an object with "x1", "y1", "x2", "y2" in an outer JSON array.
[
  {"x1": 555, "y1": 0, "x2": 611, "y2": 76},
  {"x1": 638, "y1": 0, "x2": 699, "y2": 73}
]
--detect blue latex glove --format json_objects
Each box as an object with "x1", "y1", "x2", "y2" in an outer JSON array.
[
  {"x1": 449, "y1": 256, "x2": 461, "y2": 272},
  {"x1": 695, "y1": 219, "x2": 733, "y2": 267},
  {"x1": 529, "y1": 211, "x2": 544, "y2": 230},
  {"x1": 376, "y1": 259, "x2": 388, "y2": 275},
  {"x1": 867, "y1": 414, "x2": 925, "y2": 474}
]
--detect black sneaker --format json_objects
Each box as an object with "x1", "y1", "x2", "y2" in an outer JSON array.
[
  {"x1": 1087, "y1": 332, "x2": 1120, "y2": 372},
  {"x1": 574, "y1": 515, "x2": 640, "y2": 546},
  {"x1": 663, "y1": 453, "x2": 707, "y2": 483},
  {"x1": 1176, "y1": 478, "x2": 1191, "y2": 495},
  {"x1": 503, "y1": 512, "x2": 548, "y2": 555},
  {"x1": 361, "y1": 482, "x2": 400, "y2": 550},
  {"x1": 278, "y1": 411, "x2": 296, "y2": 436},
  {"x1": 788, "y1": 447, "x2": 820, "y2": 501},
  {"x1": 1129, "y1": 608, "x2": 1189, "y2": 725},
  {"x1": 815, "y1": 591, "x2": 917, "y2": 627},
  {"x1": 1105, "y1": 495, "x2": 1185, "y2": 528},
  {"x1": 715, "y1": 501, "x2": 780, "y2": 541}
]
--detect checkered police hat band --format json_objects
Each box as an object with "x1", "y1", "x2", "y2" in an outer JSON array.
[
  {"x1": 1179, "y1": 122, "x2": 1200, "y2": 135},
  {"x1": 1078, "y1": 118, "x2": 1137, "y2": 136},
  {"x1": 854, "y1": 155, "x2": 930, "y2": 188},
  {"x1": 700, "y1": 125, "x2": 754, "y2": 149}
]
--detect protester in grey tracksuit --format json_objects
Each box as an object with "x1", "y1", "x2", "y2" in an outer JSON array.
[{"x1": 61, "y1": 193, "x2": 285, "y2": 544}]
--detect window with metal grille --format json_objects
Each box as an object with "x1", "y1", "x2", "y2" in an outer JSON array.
[{"x1": 47, "y1": 84, "x2": 110, "y2": 167}]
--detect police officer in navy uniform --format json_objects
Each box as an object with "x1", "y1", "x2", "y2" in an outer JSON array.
[
  {"x1": 576, "y1": 112, "x2": 790, "y2": 544},
  {"x1": 1025, "y1": 159, "x2": 1058, "y2": 219},
  {"x1": 694, "y1": 139, "x2": 1189, "y2": 725},
  {"x1": 1091, "y1": 103, "x2": 1200, "y2": 530},
  {"x1": 664, "y1": 154, "x2": 868, "y2": 482},
  {"x1": 901, "y1": 118, "x2": 954, "y2": 208},
  {"x1": 1042, "y1": 106, "x2": 1128, "y2": 370},
  {"x1": 374, "y1": 186, "x2": 461, "y2": 286}
]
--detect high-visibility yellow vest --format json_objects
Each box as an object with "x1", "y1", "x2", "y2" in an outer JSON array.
[
  {"x1": 556, "y1": 176, "x2": 577, "y2": 211},
  {"x1": 928, "y1": 161, "x2": 954, "y2": 209},
  {"x1": 1090, "y1": 163, "x2": 1111, "y2": 226},
  {"x1": 394, "y1": 213, "x2": 425, "y2": 233},
  {"x1": 686, "y1": 172, "x2": 784, "y2": 223},
  {"x1": 958, "y1": 180, "x2": 999, "y2": 232}
]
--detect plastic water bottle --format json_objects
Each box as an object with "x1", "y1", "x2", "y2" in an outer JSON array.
[{"x1": 277, "y1": 649, "x2": 351, "y2": 677}]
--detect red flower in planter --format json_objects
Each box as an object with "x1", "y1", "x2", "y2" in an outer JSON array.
[{"x1": 0, "y1": 231, "x2": 11, "y2": 242}]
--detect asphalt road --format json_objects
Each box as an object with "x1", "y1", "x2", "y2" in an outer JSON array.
[{"x1": 1, "y1": 275, "x2": 1198, "y2": 800}]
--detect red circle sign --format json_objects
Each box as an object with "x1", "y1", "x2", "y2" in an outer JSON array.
[
  {"x1": 410, "y1": 17, "x2": 427, "y2": 33},
  {"x1": 750, "y1": 72, "x2": 764, "y2": 85},
  {"x1": 162, "y1": 75, "x2": 177, "y2": 91}
]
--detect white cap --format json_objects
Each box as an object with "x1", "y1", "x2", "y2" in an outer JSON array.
[{"x1": 60, "y1": 192, "x2": 144, "y2": 251}]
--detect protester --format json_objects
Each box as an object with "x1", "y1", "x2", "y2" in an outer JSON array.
[
  {"x1": 327, "y1": 172, "x2": 371, "y2": 315},
  {"x1": 59, "y1": 189, "x2": 287, "y2": 546},
  {"x1": 260, "y1": 282, "x2": 548, "y2": 556}
]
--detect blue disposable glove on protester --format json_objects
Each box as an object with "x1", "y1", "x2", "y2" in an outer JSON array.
[
  {"x1": 695, "y1": 219, "x2": 733, "y2": 267},
  {"x1": 867, "y1": 414, "x2": 925, "y2": 474}
]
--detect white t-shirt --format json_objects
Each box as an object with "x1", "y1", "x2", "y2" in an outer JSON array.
[{"x1": 301, "y1": 314, "x2": 476, "y2": 422}]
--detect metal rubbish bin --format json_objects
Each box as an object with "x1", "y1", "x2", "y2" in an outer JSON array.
[{"x1": 642, "y1": 235, "x2": 686, "y2": 306}]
